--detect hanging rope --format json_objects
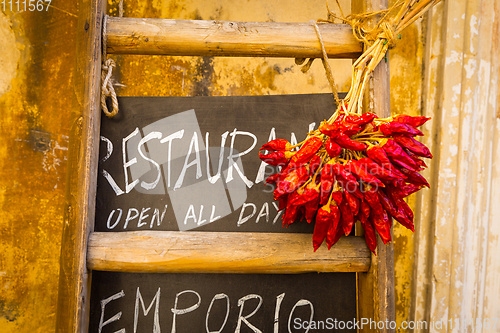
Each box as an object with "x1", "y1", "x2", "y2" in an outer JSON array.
[
  {"x1": 312, "y1": 21, "x2": 340, "y2": 104},
  {"x1": 100, "y1": 1, "x2": 125, "y2": 118}
]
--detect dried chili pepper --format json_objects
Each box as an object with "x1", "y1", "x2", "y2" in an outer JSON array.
[
  {"x1": 259, "y1": 150, "x2": 290, "y2": 166},
  {"x1": 313, "y1": 203, "x2": 334, "y2": 251},
  {"x1": 282, "y1": 202, "x2": 299, "y2": 227},
  {"x1": 345, "y1": 160, "x2": 385, "y2": 188},
  {"x1": 344, "y1": 189, "x2": 360, "y2": 216},
  {"x1": 399, "y1": 167, "x2": 430, "y2": 187},
  {"x1": 387, "y1": 182, "x2": 422, "y2": 198},
  {"x1": 319, "y1": 122, "x2": 362, "y2": 137},
  {"x1": 360, "y1": 198, "x2": 371, "y2": 219},
  {"x1": 360, "y1": 213, "x2": 377, "y2": 254},
  {"x1": 331, "y1": 133, "x2": 367, "y2": 151},
  {"x1": 320, "y1": 164, "x2": 335, "y2": 204},
  {"x1": 308, "y1": 155, "x2": 322, "y2": 175},
  {"x1": 378, "y1": 189, "x2": 414, "y2": 232},
  {"x1": 260, "y1": 139, "x2": 292, "y2": 152},
  {"x1": 325, "y1": 138, "x2": 342, "y2": 157},
  {"x1": 332, "y1": 163, "x2": 361, "y2": 195},
  {"x1": 385, "y1": 186, "x2": 415, "y2": 221},
  {"x1": 339, "y1": 195, "x2": 355, "y2": 236},
  {"x1": 358, "y1": 157, "x2": 402, "y2": 182},
  {"x1": 392, "y1": 135, "x2": 432, "y2": 158},
  {"x1": 393, "y1": 114, "x2": 431, "y2": 127},
  {"x1": 273, "y1": 165, "x2": 309, "y2": 200},
  {"x1": 366, "y1": 145, "x2": 406, "y2": 178},
  {"x1": 345, "y1": 112, "x2": 378, "y2": 126},
  {"x1": 290, "y1": 136, "x2": 323, "y2": 165},
  {"x1": 326, "y1": 206, "x2": 344, "y2": 249},
  {"x1": 380, "y1": 121, "x2": 424, "y2": 137},
  {"x1": 405, "y1": 150, "x2": 428, "y2": 170},
  {"x1": 364, "y1": 186, "x2": 392, "y2": 244},
  {"x1": 381, "y1": 139, "x2": 419, "y2": 171},
  {"x1": 278, "y1": 194, "x2": 288, "y2": 211}
]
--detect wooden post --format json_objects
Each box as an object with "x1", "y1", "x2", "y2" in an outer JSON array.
[
  {"x1": 55, "y1": 0, "x2": 105, "y2": 332},
  {"x1": 352, "y1": 0, "x2": 396, "y2": 332}
]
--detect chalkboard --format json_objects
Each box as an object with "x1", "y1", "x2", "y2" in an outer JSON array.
[
  {"x1": 89, "y1": 271, "x2": 356, "y2": 332},
  {"x1": 91, "y1": 94, "x2": 357, "y2": 333},
  {"x1": 96, "y1": 94, "x2": 343, "y2": 233}
]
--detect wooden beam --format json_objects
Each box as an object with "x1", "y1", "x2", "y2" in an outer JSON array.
[
  {"x1": 87, "y1": 231, "x2": 371, "y2": 274},
  {"x1": 106, "y1": 17, "x2": 363, "y2": 58},
  {"x1": 55, "y1": 0, "x2": 105, "y2": 332}
]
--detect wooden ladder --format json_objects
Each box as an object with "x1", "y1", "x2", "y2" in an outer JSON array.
[{"x1": 55, "y1": 0, "x2": 395, "y2": 331}]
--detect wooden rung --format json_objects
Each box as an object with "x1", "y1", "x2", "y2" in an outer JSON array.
[
  {"x1": 87, "y1": 231, "x2": 370, "y2": 274},
  {"x1": 106, "y1": 17, "x2": 363, "y2": 58}
]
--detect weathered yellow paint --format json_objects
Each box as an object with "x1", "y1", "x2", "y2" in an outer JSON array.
[
  {"x1": 0, "y1": 2, "x2": 77, "y2": 331},
  {"x1": 388, "y1": 17, "x2": 425, "y2": 332},
  {"x1": 1, "y1": 0, "x2": 424, "y2": 330}
]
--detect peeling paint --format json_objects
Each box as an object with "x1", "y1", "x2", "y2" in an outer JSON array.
[{"x1": 0, "y1": 13, "x2": 21, "y2": 97}]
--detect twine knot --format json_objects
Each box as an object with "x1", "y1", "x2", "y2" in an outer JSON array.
[
  {"x1": 101, "y1": 58, "x2": 119, "y2": 118},
  {"x1": 376, "y1": 21, "x2": 398, "y2": 49}
]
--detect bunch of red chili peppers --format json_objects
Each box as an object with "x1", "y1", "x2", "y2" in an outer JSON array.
[{"x1": 259, "y1": 107, "x2": 432, "y2": 253}]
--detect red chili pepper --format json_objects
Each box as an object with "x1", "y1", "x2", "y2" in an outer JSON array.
[
  {"x1": 320, "y1": 164, "x2": 334, "y2": 205},
  {"x1": 360, "y1": 213, "x2": 377, "y2": 254},
  {"x1": 332, "y1": 163, "x2": 362, "y2": 195},
  {"x1": 364, "y1": 187, "x2": 392, "y2": 244},
  {"x1": 305, "y1": 198, "x2": 319, "y2": 223},
  {"x1": 313, "y1": 203, "x2": 334, "y2": 251},
  {"x1": 344, "y1": 189, "x2": 359, "y2": 216},
  {"x1": 392, "y1": 135, "x2": 432, "y2": 158},
  {"x1": 381, "y1": 139, "x2": 419, "y2": 171},
  {"x1": 405, "y1": 150, "x2": 428, "y2": 171},
  {"x1": 333, "y1": 163, "x2": 358, "y2": 183},
  {"x1": 289, "y1": 183, "x2": 320, "y2": 223},
  {"x1": 265, "y1": 173, "x2": 280, "y2": 185},
  {"x1": 369, "y1": 214, "x2": 392, "y2": 244},
  {"x1": 358, "y1": 157, "x2": 402, "y2": 182},
  {"x1": 399, "y1": 167, "x2": 430, "y2": 187},
  {"x1": 308, "y1": 155, "x2": 322, "y2": 175},
  {"x1": 331, "y1": 133, "x2": 367, "y2": 151},
  {"x1": 260, "y1": 139, "x2": 292, "y2": 152},
  {"x1": 380, "y1": 121, "x2": 424, "y2": 137},
  {"x1": 319, "y1": 122, "x2": 362, "y2": 137},
  {"x1": 386, "y1": 188, "x2": 415, "y2": 224},
  {"x1": 282, "y1": 203, "x2": 299, "y2": 227},
  {"x1": 273, "y1": 165, "x2": 309, "y2": 200},
  {"x1": 339, "y1": 195, "x2": 355, "y2": 236},
  {"x1": 360, "y1": 199, "x2": 370, "y2": 219},
  {"x1": 377, "y1": 190, "x2": 414, "y2": 232},
  {"x1": 366, "y1": 146, "x2": 405, "y2": 179},
  {"x1": 345, "y1": 160, "x2": 385, "y2": 188},
  {"x1": 326, "y1": 205, "x2": 343, "y2": 249},
  {"x1": 290, "y1": 137, "x2": 323, "y2": 165},
  {"x1": 259, "y1": 151, "x2": 289, "y2": 166},
  {"x1": 345, "y1": 112, "x2": 378, "y2": 126},
  {"x1": 393, "y1": 114, "x2": 431, "y2": 127},
  {"x1": 278, "y1": 194, "x2": 288, "y2": 211},
  {"x1": 388, "y1": 182, "x2": 422, "y2": 198},
  {"x1": 325, "y1": 138, "x2": 342, "y2": 157}
]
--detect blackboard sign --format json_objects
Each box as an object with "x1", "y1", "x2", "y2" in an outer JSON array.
[
  {"x1": 89, "y1": 271, "x2": 356, "y2": 332},
  {"x1": 91, "y1": 94, "x2": 357, "y2": 333},
  {"x1": 95, "y1": 94, "x2": 343, "y2": 233}
]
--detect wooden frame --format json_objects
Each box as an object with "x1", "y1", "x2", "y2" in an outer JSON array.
[{"x1": 57, "y1": 0, "x2": 395, "y2": 332}]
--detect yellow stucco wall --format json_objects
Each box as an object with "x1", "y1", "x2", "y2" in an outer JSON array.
[
  {"x1": 0, "y1": 0, "x2": 422, "y2": 331},
  {"x1": 0, "y1": 3, "x2": 77, "y2": 331}
]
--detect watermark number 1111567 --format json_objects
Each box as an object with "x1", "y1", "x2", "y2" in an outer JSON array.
[{"x1": 2, "y1": 0, "x2": 51, "y2": 12}]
